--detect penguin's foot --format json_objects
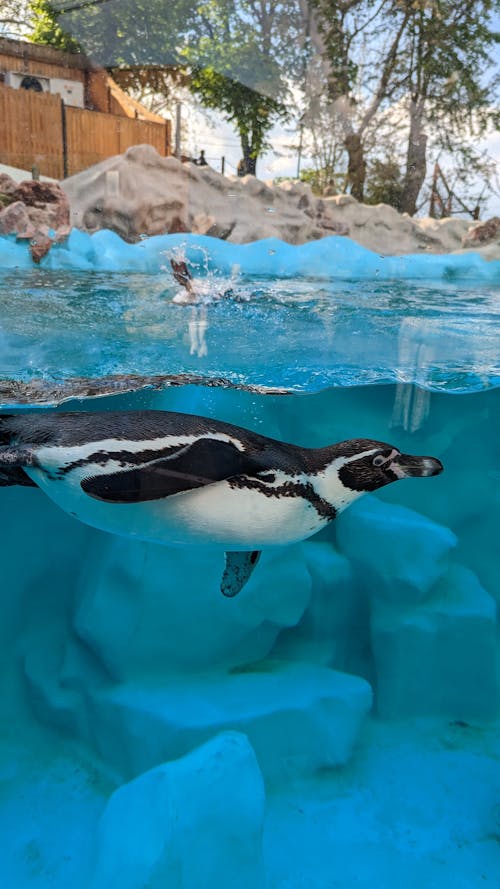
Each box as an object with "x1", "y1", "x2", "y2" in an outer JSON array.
[{"x1": 221, "y1": 550, "x2": 262, "y2": 597}]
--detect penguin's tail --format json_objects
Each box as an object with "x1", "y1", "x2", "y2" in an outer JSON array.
[{"x1": 0, "y1": 414, "x2": 37, "y2": 488}]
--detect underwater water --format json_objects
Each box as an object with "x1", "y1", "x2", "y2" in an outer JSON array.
[{"x1": 0, "y1": 242, "x2": 499, "y2": 888}]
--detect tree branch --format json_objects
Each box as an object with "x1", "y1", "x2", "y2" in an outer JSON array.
[{"x1": 360, "y1": 6, "x2": 410, "y2": 130}]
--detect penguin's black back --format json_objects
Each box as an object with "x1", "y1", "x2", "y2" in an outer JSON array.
[
  {"x1": 0, "y1": 410, "x2": 315, "y2": 478},
  {"x1": 0, "y1": 410, "x2": 392, "y2": 480},
  {"x1": 0, "y1": 410, "x2": 292, "y2": 452}
]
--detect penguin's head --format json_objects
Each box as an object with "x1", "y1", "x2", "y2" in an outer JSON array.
[{"x1": 336, "y1": 439, "x2": 443, "y2": 494}]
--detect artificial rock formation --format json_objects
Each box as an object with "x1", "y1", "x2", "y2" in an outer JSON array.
[
  {"x1": 461, "y1": 215, "x2": 500, "y2": 260},
  {"x1": 0, "y1": 174, "x2": 70, "y2": 261},
  {"x1": 61, "y1": 144, "x2": 482, "y2": 256},
  {"x1": 91, "y1": 732, "x2": 266, "y2": 889}
]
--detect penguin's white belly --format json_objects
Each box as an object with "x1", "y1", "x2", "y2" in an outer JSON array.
[{"x1": 26, "y1": 468, "x2": 327, "y2": 548}]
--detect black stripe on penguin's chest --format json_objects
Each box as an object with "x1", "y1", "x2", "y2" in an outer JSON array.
[{"x1": 228, "y1": 474, "x2": 337, "y2": 521}]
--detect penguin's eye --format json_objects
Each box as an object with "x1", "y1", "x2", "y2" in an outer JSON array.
[{"x1": 372, "y1": 454, "x2": 386, "y2": 467}]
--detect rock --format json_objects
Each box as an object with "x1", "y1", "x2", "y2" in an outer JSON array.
[
  {"x1": 0, "y1": 201, "x2": 33, "y2": 236},
  {"x1": 462, "y1": 216, "x2": 500, "y2": 247},
  {"x1": 23, "y1": 620, "x2": 87, "y2": 737},
  {"x1": 73, "y1": 536, "x2": 312, "y2": 680},
  {"x1": 24, "y1": 623, "x2": 372, "y2": 783},
  {"x1": 0, "y1": 172, "x2": 17, "y2": 195},
  {"x1": 91, "y1": 732, "x2": 266, "y2": 889},
  {"x1": 61, "y1": 145, "x2": 483, "y2": 255},
  {"x1": 336, "y1": 495, "x2": 457, "y2": 603},
  {"x1": 53, "y1": 223, "x2": 72, "y2": 243},
  {"x1": 29, "y1": 231, "x2": 54, "y2": 263},
  {"x1": 86, "y1": 662, "x2": 372, "y2": 782},
  {"x1": 12, "y1": 180, "x2": 70, "y2": 229},
  {"x1": 0, "y1": 179, "x2": 71, "y2": 261},
  {"x1": 371, "y1": 564, "x2": 498, "y2": 720},
  {"x1": 272, "y1": 542, "x2": 364, "y2": 671},
  {"x1": 25, "y1": 635, "x2": 372, "y2": 783}
]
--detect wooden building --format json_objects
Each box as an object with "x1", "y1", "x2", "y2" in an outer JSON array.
[{"x1": 0, "y1": 37, "x2": 172, "y2": 179}]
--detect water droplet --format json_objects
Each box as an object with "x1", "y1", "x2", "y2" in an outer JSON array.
[{"x1": 268, "y1": 249, "x2": 276, "y2": 255}]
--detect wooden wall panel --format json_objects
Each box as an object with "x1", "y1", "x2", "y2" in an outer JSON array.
[
  {"x1": 117, "y1": 116, "x2": 167, "y2": 156},
  {"x1": 65, "y1": 107, "x2": 120, "y2": 175},
  {"x1": 0, "y1": 84, "x2": 171, "y2": 181},
  {"x1": 65, "y1": 108, "x2": 169, "y2": 175},
  {"x1": 0, "y1": 83, "x2": 64, "y2": 179}
]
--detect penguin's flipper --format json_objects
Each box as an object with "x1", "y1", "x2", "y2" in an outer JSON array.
[
  {"x1": 81, "y1": 437, "x2": 260, "y2": 503},
  {"x1": 221, "y1": 550, "x2": 261, "y2": 597},
  {"x1": 170, "y1": 259, "x2": 194, "y2": 292}
]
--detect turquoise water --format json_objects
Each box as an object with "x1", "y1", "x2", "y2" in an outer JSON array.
[
  {"x1": 0, "y1": 269, "x2": 499, "y2": 392},
  {"x1": 0, "y1": 265, "x2": 499, "y2": 888}
]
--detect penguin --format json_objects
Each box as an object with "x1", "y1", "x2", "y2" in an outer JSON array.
[
  {"x1": 0, "y1": 410, "x2": 443, "y2": 596},
  {"x1": 170, "y1": 258, "x2": 235, "y2": 304}
]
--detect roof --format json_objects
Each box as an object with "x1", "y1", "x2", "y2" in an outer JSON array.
[{"x1": 0, "y1": 35, "x2": 92, "y2": 71}]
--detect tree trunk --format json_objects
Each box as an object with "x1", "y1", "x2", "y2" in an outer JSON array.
[
  {"x1": 400, "y1": 100, "x2": 427, "y2": 216},
  {"x1": 245, "y1": 152, "x2": 257, "y2": 176},
  {"x1": 345, "y1": 132, "x2": 366, "y2": 202},
  {"x1": 239, "y1": 135, "x2": 257, "y2": 176}
]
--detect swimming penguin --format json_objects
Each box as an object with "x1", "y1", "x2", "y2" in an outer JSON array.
[
  {"x1": 170, "y1": 258, "x2": 235, "y2": 304},
  {"x1": 0, "y1": 410, "x2": 443, "y2": 596}
]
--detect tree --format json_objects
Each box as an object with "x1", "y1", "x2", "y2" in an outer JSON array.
[
  {"x1": 30, "y1": 0, "x2": 82, "y2": 52},
  {"x1": 296, "y1": 53, "x2": 348, "y2": 193},
  {"x1": 365, "y1": 157, "x2": 404, "y2": 208},
  {"x1": 186, "y1": 0, "x2": 316, "y2": 175},
  {"x1": 29, "y1": 0, "x2": 196, "y2": 64},
  {"x1": 304, "y1": 1, "x2": 413, "y2": 201},
  {"x1": 306, "y1": 0, "x2": 499, "y2": 212},
  {"x1": 0, "y1": 0, "x2": 32, "y2": 37},
  {"x1": 398, "y1": 0, "x2": 500, "y2": 216},
  {"x1": 182, "y1": 1, "x2": 305, "y2": 175},
  {"x1": 28, "y1": 0, "x2": 303, "y2": 176}
]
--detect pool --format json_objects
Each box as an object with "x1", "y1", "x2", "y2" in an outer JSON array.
[{"x1": 0, "y1": 250, "x2": 499, "y2": 888}]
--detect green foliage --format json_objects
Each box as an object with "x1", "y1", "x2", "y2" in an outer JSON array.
[
  {"x1": 402, "y1": 0, "x2": 499, "y2": 129},
  {"x1": 365, "y1": 159, "x2": 404, "y2": 210},
  {"x1": 30, "y1": 1, "x2": 198, "y2": 67},
  {"x1": 190, "y1": 66, "x2": 285, "y2": 166},
  {"x1": 183, "y1": 1, "x2": 298, "y2": 173},
  {"x1": 29, "y1": 1, "x2": 81, "y2": 52},
  {"x1": 296, "y1": 166, "x2": 342, "y2": 194}
]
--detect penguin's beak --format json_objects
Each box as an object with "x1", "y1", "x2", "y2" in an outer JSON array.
[{"x1": 390, "y1": 453, "x2": 443, "y2": 479}]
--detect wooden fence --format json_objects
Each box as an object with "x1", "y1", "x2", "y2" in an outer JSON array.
[{"x1": 0, "y1": 83, "x2": 171, "y2": 180}]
